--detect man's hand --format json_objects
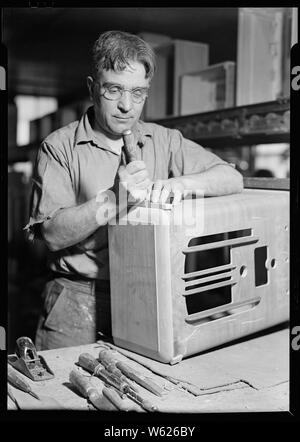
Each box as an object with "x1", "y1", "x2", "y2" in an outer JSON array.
[
  {"x1": 147, "y1": 178, "x2": 186, "y2": 205},
  {"x1": 118, "y1": 160, "x2": 152, "y2": 203}
]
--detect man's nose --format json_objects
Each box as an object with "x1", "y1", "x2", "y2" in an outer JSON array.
[{"x1": 117, "y1": 91, "x2": 133, "y2": 112}]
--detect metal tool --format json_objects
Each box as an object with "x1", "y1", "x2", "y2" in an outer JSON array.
[
  {"x1": 77, "y1": 353, "x2": 157, "y2": 412},
  {"x1": 98, "y1": 347, "x2": 164, "y2": 397},
  {"x1": 78, "y1": 353, "x2": 131, "y2": 394},
  {"x1": 69, "y1": 369, "x2": 119, "y2": 411},
  {"x1": 8, "y1": 364, "x2": 40, "y2": 400},
  {"x1": 76, "y1": 356, "x2": 139, "y2": 411},
  {"x1": 8, "y1": 336, "x2": 54, "y2": 381},
  {"x1": 97, "y1": 351, "x2": 139, "y2": 392}
]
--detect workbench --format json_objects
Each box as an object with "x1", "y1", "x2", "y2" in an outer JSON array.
[{"x1": 7, "y1": 324, "x2": 289, "y2": 413}]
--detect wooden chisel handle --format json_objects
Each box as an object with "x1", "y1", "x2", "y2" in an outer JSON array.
[
  {"x1": 99, "y1": 349, "x2": 163, "y2": 396},
  {"x1": 98, "y1": 350, "x2": 123, "y2": 377},
  {"x1": 122, "y1": 129, "x2": 138, "y2": 163},
  {"x1": 117, "y1": 361, "x2": 163, "y2": 396},
  {"x1": 69, "y1": 369, "x2": 96, "y2": 398},
  {"x1": 71, "y1": 367, "x2": 122, "y2": 405},
  {"x1": 7, "y1": 364, "x2": 40, "y2": 400},
  {"x1": 121, "y1": 129, "x2": 150, "y2": 203},
  {"x1": 78, "y1": 353, "x2": 100, "y2": 374},
  {"x1": 70, "y1": 369, "x2": 119, "y2": 411},
  {"x1": 98, "y1": 351, "x2": 138, "y2": 392},
  {"x1": 102, "y1": 386, "x2": 132, "y2": 412}
]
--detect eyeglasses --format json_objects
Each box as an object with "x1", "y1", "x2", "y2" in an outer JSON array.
[{"x1": 99, "y1": 82, "x2": 149, "y2": 104}]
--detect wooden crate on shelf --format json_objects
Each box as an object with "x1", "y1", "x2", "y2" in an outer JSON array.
[
  {"x1": 173, "y1": 39, "x2": 209, "y2": 116},
  {"x1": 108, "y1": 189, "x2": 289, "y2": 364},
  {"x1": 180, "y1": 61, "x2": 236, "y2": 115},
  {"x1": 236, "y1": 7, "x2": 289, "y2": 106},
  {"x1": 142, "y1": 35, "x2": 209, "y2": 120}
]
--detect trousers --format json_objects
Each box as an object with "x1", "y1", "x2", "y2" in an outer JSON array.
[{"x1": 35, "y1": 274, "x2": 111, "y2": 350}]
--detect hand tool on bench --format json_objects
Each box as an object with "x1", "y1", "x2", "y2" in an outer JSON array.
[
  {"x1": 97, "y1": 340, "x2": 204, "y2": 396},
  {"x1": 98, "y1": 347, "x2": 164, "y2": 397},
  {"x1": 8, "y1": 336, "x2": 54, "y2": 381},
  {"x1": 69, "y1": 368, "x2": 118, "y2": 411},
  {"x1": 8, "y1": 364, "x2": 40, "y2": 400},
  {"x1": 78, "y1": 353, "x2": 157, "y2": 412},
  {"x1": 97, "y1": 351, "x2": 139, "y2": 392},
  {"x1": 76, "y1": 354, "x2": 137, "y2": 411},
  {"x1": 8, "y1": 363, "x2": 65, "y2": 409}
]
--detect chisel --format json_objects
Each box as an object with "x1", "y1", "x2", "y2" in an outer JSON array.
[
  {"x1": 76, "y1": 354, "x2": 134, "y2": 411},
  {"x1": 122, "y1": 129, "x2": 138, "y2": 163},
  {"x1": 78, "y1": 353, "x2": 156, "y2": 411},
  {"x1": 98, "y1": 341, "x2": 205, "y2": 396},
  {"x1": 8, "y1": 364, "x2": 40, "y2": 400},
  {"x1": 98, "y1": 348, "x2": 164, "y2": 397},
  {"x1": 121, "y1": 129, "x2": 149, "y2": 204},
  {"x1": 69, "y1": 369, "x2": 118, "y2": 411}
]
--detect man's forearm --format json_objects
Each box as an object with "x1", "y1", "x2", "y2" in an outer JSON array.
[
  {"x1": 176, "y1": 164, "x2": 243, "y2": 197},
  {"x1": 41, "y1": 189, "x2": 125, "y2": 252},
  {"x1": 41, "y1": 160, "x2": 152, "y2": 252}
]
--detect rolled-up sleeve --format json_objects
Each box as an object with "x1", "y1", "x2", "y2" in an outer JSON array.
[
  {"x1": 167, "y1": 128, "x2": 232, "y2": 177},
  {"x1": 24, "y1": 141, "x2": 76, "y2": 241}
]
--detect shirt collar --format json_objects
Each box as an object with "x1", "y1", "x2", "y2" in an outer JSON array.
[{"x1": 74, "y1": 106, "x2": 152, "y2": 154}]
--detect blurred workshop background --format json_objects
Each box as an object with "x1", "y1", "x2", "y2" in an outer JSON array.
[{"x1": 4, "y1": 7, "x2": 297, "y2": 352}]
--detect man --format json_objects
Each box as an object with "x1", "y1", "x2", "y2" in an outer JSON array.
[{"x1": 25, "y1": 30, "x2": 243, "y2": 350}]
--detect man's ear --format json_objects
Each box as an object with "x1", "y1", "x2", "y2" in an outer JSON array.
[{"x1": 86, "y1": 76, "x2": 94, "y2": 101}]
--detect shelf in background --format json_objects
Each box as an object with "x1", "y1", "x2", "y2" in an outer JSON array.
[
  {"x1": 154, "y1": 97, "x2": 290, "y2": 147},
  {"x1": 8, "y1": 98, "x2": 290, "y2": 164}
]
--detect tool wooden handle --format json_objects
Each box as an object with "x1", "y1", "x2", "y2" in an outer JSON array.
[
  {"x1": 69, "y1": 369, "x2": 96, "y2": 398},
  {"x1": 8, "y1": 364, "x2": 40, "y2": 400},
  {"x1": 122, "y1": 130, "x2": 138, "y2": 163},
  {"x1": 102, "y1": 386, "x2": 130, "y2": 412},
  {"x1": 98, "y1": 349, "x2": 163, "y2": 397},
  {"x1": 117, "y1": 361, "x2": 163, "y2": 396},
  {"x1": 78, "y1": 353, "x2": 100, "y2": 374},
  {"x1": 99, "y1": 351, "x2": 123, "y2": 378},
  {"x1": 8, "y1": 364, "x2": 31, "y2": 393},
  {"x1": 115, "y1": 360, "x2": 137, "y2": 378},
  {"x1": 98, "y1": 349, "x2": 118, "y2": 368},
  {"x1": 98, "y1": 350, "x2": 139, "y2": 393}
]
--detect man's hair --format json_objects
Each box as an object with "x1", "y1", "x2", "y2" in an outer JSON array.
[{"x1": 92, "y1": 30, "x2": 156, "y2": 80}]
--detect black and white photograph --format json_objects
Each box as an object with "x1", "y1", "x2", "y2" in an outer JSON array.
[{"x1": 1, "y1": 5, "x2": 299, "y2": 426}]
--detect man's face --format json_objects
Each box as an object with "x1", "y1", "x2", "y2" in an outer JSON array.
[{"x1": 88, "y1": 61, "x2": 150, "y2": 139}]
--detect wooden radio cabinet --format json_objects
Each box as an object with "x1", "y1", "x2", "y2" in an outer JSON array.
[{"x1": 108, "y1": 189, "x2": 289, "y2": 364}]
